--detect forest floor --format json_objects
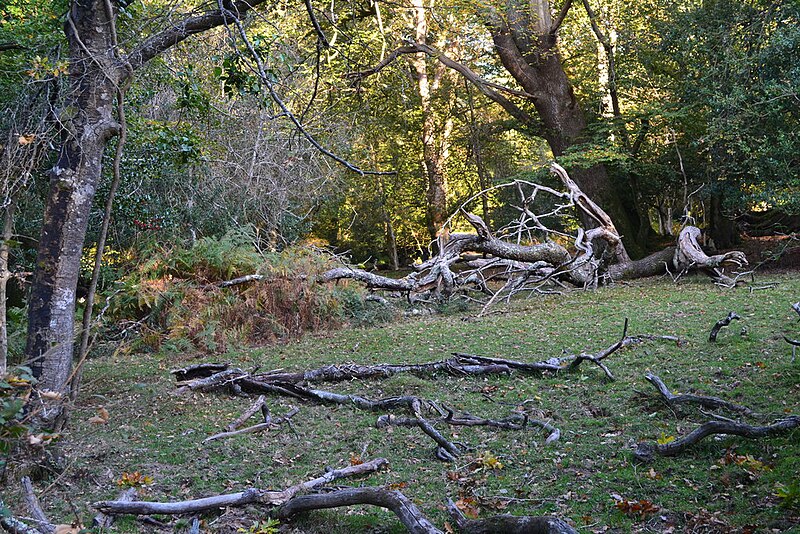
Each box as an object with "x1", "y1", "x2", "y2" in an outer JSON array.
[{"x1": 14, "y1": 272, "x2": 800, "y2": 533}]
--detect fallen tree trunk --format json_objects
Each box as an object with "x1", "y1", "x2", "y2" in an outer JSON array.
[
  {"x1": 634, "y1": 416, "x2": 800, "y2": 462},
  {"x1": 321, "y1": 164, "x2": 748, "y2": 306}
]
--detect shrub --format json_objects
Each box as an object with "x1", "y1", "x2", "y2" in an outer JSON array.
[{"x1": 108, "y1": 234, "x2": 394, "y2": 354}]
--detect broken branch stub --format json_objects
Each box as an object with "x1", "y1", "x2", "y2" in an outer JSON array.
[{"x1": 708, "y1": 311, "x2": 741, "y2": 342}]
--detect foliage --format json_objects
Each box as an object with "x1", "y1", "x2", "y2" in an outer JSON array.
[
  {"x1": 0, "y1": 366, "x2": 39, "y2": 474},
  {"x1": 109, "y1": 233, "x2": 394, "y2": 354}
]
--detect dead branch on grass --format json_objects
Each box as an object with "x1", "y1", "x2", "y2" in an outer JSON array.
[
  {"x1": 446, "y1": 498, "x2": 577, "y2": 534},
  {"x1": 94, "y1": 458, "x2": 388, "y2": 514},
  {"x1": 276, "y1": 487, "x2": 444, "y2": 534},
  {"x1": 94, "y1": 460, "x2": 575, "y2": 534},
  {"x1": 633, "y1": 416, "x2": 800, "y2": 462},
  {"x1": 93, "y1": 488, "x2": 137, "y2": 529},
  {"x1": 708, "y1": 311, "x2": 741, "y2": 342},
  {"x1": 643, "y1": 373, "x2": 755, "y2": 416},
  {"x1": 203, "y1": 406, "x2": 299, "y2": 443}
]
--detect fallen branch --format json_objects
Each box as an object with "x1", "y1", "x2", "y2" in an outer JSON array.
[
  {"x1": 94, "y1": 457, "x2": 388, "y2": 514},
  {"x1": 276, "y1": 487, "x2": 443, "y2": 534},
  {"x1": 708, "y1": 311, "x2": 741, "y2": 342},
  {"x1": 377, "y1": 414, "x2": 463, "y2": 461},
  {"x1": 203, "y1": 406, "x2": 299, "y2": 443},
  {"x1": 170, "y1": 362, "x2": 231, "y2": 382},
  {"x1": 643, "y1": 374, "x2": 755, "y2": 416},
  {"x1": 0, "y1": 491, "x2": 42, "y2": 534},
  {"x1": 20, "y1": 477, "x2": 54, "y2": 534},
  {"x1": 216, "y1": 274, "x2": 264, "y2": 288},
  {"x1": 440, "y1": 411, "x2": 561, "y2": 444},
  {"x1": 225, "y1": 395, "x2": 267, "y2": 432},
  {"x1": 634, "y1": 416, "x2": 800, "y2": 462},
  {"x1": 446, "y1": 498, "x2": 577, "y2": 534},
  {"x1": 93, "y1": 488, "x2": 137, "y2": 529},
  {"x1": 0, "y1": 508, "x2": 40, "y2": 534}
]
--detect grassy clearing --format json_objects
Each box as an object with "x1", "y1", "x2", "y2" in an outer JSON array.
[{"x1": 15, "y1": 274, "x2": 800, "y2": 532}]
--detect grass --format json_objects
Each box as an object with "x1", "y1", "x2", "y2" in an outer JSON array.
[{"x1": 11, "y1": 273, "x2": 800, "y2": 532}]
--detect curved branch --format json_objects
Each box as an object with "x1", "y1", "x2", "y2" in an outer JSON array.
[
  {"x1": 634, "y1": 416, "x2": 800, "y2": 462},
  {"x1": 126, "y1": 0, "x2": 270, "y2": 70},
  {"x1": 644, "y1": 373, "x2": 754, "y2": 415},
  {"x1": 277, "y1": 488, "x2": 443, "y2": 534},
  {"x1": 347, "y1": 43, "x2": 539, "y2": 130}
]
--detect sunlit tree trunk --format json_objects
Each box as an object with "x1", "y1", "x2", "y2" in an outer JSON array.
[
  {"x1": 486, "y1": 0, "x2": 639, "y2": 260},
  {"x1": 410, "y1": 0, "x2": 454, "y2": 241}
]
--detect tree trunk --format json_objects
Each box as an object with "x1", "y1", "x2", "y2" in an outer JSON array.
[
  {"x1": 25, "y1": 0, "x2": 269, "y2": 400},
  {"x1": 486, "y1": 0, "x2": 641, "y2": 259},
  {"x1": 410, "y1": 0, "x2": 453, "y2": 241},
  {"x1": 0, "y1": 201, "x2": 14, "y2": 375},
  {"x1": 25, "y1": 1, "x2": 124, "y2": 395},
  {"x1": 709, "y1": 190, "x2": 738, "y2": 249}
]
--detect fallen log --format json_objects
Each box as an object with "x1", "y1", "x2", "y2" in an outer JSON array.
[
  {"x1": 321, "y1": 165, "x2": 747, "y2": 305},
  {"x1": 633, "y1": 416, "x2": 800, "y2": 462},
  {"x1": 94, "y1": 458, "x2": 388, "y2": 514},
  {"x1": 643, "y1": 373, "x2": 755, "y2": 416}
]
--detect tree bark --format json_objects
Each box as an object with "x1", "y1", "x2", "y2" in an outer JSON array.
[
  {"x1": 24, "y1": 0, "x2": 269, "y2": 401},
  {"x1": 485, "y1": 0, "x2": 641, "y2": 258},
  {"x1": 25, "y1": 0, "x2": 124, "y2": 395},
  {"x1": 410, "y1": 0, "x2": 453, "y2": 241}
]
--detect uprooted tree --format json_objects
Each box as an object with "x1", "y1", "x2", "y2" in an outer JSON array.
[{"x1": 323, "y1": 163, "x2": 748, "y2": 309}]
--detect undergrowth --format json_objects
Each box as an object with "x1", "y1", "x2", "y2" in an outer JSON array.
[{"x1": 108, "y1": 230, "x2": 398, "y2": 355}]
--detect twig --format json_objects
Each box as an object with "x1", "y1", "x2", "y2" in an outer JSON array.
[{"x1": 204, "y1": 407, "x2": 299, "y2": 443}]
